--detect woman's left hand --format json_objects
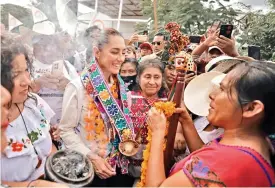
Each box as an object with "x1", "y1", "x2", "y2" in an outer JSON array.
[
  {"x1": 185, "y1": 72, "x2": 196, "y2": 85},
  {"x1": 216, "y1": 36, "x2": 239, "y2": 57},
  {"x1": 50, "y1": 125, "x2": 61, "y2": 141},
  {"x1": 147, "y1": 107, "x2": 167, "y2": 136}
]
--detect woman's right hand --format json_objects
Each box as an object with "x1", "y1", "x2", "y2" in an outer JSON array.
[
  {"x1": 88, "y1": 155, "x2": 116, "y2": 179},
  {"x1": 175, "y1": 105, "x2": 193, "y2": 126},
  {"x1": 31, "y1": 180, "x2": 68, "y2": 187},
  {"x1": 129, "y1": 33, "x2": 139, "y2": 44},
  {"x1": 204, "y1": 29, "x2": 219, "y2": 47},
  {"x1": 147, "y1": 107, "x2": 167, "y2": 136}
]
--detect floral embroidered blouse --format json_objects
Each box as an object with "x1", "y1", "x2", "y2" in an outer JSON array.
[
  {"x1": 130, "y1": 91, "x2": 167, "y2": 161},
  {"x1": 1, "y1": 93, "x2": 55, "y2": 182}
]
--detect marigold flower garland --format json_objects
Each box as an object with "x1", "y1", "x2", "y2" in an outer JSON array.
[
  {"x1": 84, "y1": 76, "x2": 118, "y2": 158},
  {"x1": 137, "y1": 101, "x2": 176, "y2": 187}
]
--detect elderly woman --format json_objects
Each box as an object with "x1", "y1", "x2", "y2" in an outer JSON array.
[
  {"x1": 1, "y1": 34, "x2": 65, "y2": 187},
  {"x1": 59, "y1": 28, "x2": 136, "y2": 186},
  {"x1": 128, "y1": 59, "x2": 185, "y2": 181},
  {"x1": 145, "y1": 61, "x2": 275, "y2": 187}
]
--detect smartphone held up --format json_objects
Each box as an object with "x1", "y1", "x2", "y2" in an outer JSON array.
[
  {"x1": 219, "y1": 24, "x2": 233, "y2": 39},
  {"x1": 248, "y1": 45, "x2": 261, "y2": 60},
  {"x1": 137, "y1": 35, "x2": 148, "y2": 42}
]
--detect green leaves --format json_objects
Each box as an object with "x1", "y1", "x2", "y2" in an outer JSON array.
[
  {"x1": 238, "y1": 11, "x2": 275, "y2": 60},
  {"x1": 137, "y1": 0, "x2": 275, "y2": 60}
]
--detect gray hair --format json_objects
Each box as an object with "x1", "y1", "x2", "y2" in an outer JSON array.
[{"x1": 135, "y1": 58, "x2": 169, "y2": 97}]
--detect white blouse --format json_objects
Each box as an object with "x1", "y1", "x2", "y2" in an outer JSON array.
[
  {"x1": 1, "y1": 93, "x2": 55, "y2": 182},
  {"x1": 59, "y1": 78, "x2": 109, "y2": 157},
  {"x1": 185, "y1": 116, "x2": 224, "y2": 155}
]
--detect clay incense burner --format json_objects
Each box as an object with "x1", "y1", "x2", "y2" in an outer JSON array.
[{"x1": 45, "y1": 150, "x2": 94, "y2": 187}]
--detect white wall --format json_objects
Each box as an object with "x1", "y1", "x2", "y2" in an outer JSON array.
[{"x1": 77, "y1": 13, "x2": 148, "y2": 39}]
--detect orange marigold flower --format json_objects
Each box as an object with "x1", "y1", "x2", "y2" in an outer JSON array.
[
  {"x1": 138, "y1": 101, "x2": 175, "y2": 187},
  {"x1": 95, "y1": 118, "x2": 103, "y2": 125},
  {"x1": 154, "y1": 101, "x2": 176, "y2": 117}
]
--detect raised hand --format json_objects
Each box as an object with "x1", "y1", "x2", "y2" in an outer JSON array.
[{"x1": 147, "y1": 107, "x2": 167, "y2": 136}]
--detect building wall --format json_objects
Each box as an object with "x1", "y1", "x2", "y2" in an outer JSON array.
[{"x1": 78, "y1": 14, "x2": 148, "y2": 40}]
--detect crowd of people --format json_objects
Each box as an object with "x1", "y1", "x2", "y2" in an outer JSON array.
[{"x1": 1, "y1": 20, "x2": 275, "y2": 187}]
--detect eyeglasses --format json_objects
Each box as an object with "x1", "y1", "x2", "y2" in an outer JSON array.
[{"x1": 152, "y1": 41, "x2": 162, "y2": 46}]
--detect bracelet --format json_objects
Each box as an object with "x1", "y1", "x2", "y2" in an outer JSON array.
[{"x1": 27, "y1": 180, "x2": 36, "y2": 188}]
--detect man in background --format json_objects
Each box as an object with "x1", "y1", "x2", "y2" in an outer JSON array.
[{"x1": 152, "y1": 33, "x2": 165, "y2": 56}]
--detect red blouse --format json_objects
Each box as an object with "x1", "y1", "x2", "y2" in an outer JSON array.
[{"x1": 170, "y1": 137, "x2": 275, "y2": 187}]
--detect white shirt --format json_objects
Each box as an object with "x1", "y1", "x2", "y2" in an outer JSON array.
[
  {"x1": 185, "y1": 116, "x2": 224, "y2": 155},
  {"x1": 59, "y1": 77, "x2": 118, "y2": 157},
  {"x1": 1, "y1": 94, "x2": 54, "y2": 181},
  {"x1": 33, "y1": 59, "x2": 78, "y2": 124}
]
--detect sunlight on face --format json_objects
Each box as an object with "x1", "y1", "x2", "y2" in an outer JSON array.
[
  {"x1": 96, "y1": 35, "x2": 126, "y2": 76},
  {"x1": 139, "y1": 67, "x2": 162, "y2": 98}
]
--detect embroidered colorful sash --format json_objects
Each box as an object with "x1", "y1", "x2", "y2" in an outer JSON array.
[{"x1": 81, "y1": 59, "x2": 138, "y2": 157}]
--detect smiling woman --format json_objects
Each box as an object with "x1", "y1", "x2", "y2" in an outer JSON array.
[
  {"x1": 144, "y1": 61, "x2": 275, "y2": 187},
  {"x1": 135, "y1": 59, "x2": 168, "y2": 98},
  {"x1": 127, "y1": 59, "x2": 170, "y2": 181},
  {"x1": 59, "y1": 28, "x2": 136, "y2": 186}
]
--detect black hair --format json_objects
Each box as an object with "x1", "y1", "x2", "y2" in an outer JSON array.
[
  {"x1": 228, "y1": 61, "x2": 275, "y2": 167},
  {"x1": 134, "y1": 58, "x2": 168, "y2": 98},
  {"x1": 154, "y1": 32, "x2": 164, "y2": 37},
  {"x1": 1, "y1": 33, "x2": 37, "y2": 105},
  {"x1": 120, "y1": 58, "x2": 138, "y2": 73},
  {"x1": 1, "y1": 34, "x2": 33, "y2": 94}
]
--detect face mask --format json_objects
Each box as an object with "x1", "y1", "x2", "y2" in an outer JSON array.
[{"x1": 121, "y1": 75, "x2": 137, "y2": 90}]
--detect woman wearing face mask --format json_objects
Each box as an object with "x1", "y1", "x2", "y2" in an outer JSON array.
[
  {"x1": 59, "y1": 28, "x2": 136, "y2": 187},
  {"x1": 1, "y1": 35, "x2": 65, "y2": 187},
  {"x1": 128, "y1": 59, "x2": 185, "y2": 182},
  {"x1": 144, "y1": 61, "x2": 275, "y2": 187},
  {"x1": 119, "y1": 58, "x2": 138, "y2": 91}
]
